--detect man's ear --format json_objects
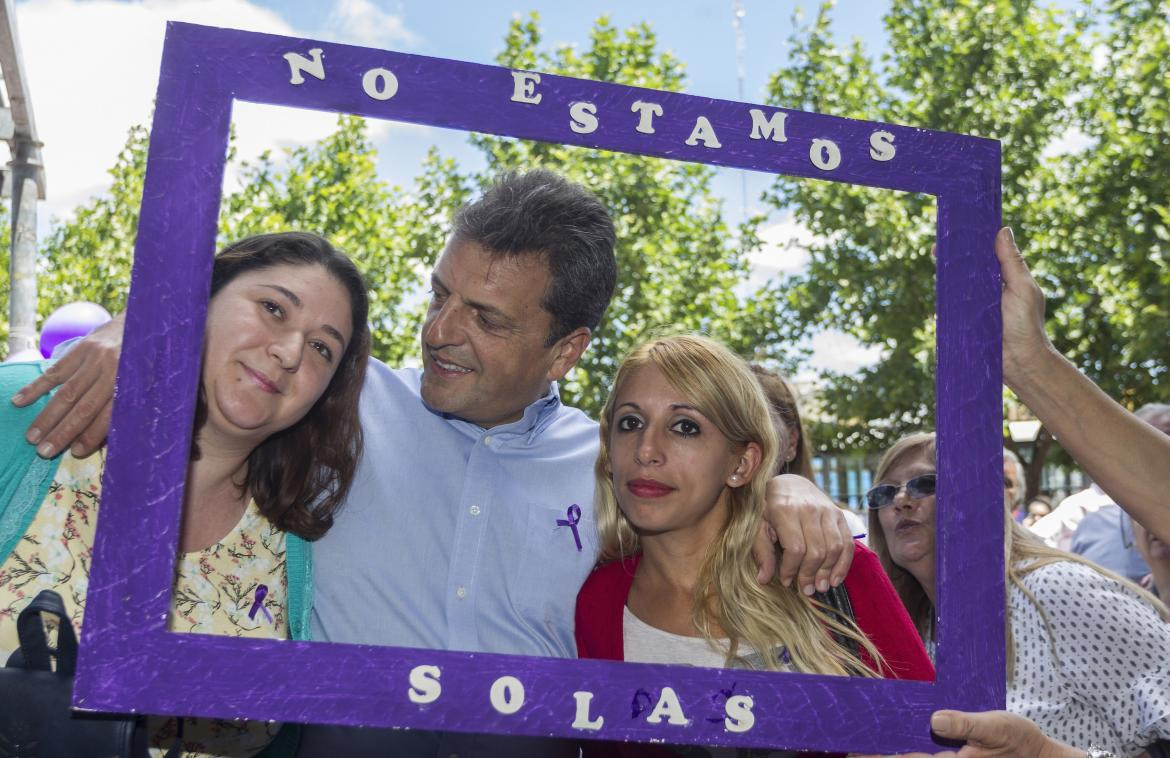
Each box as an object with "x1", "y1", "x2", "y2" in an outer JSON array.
[
  {"x1": 546, "y1": 327, "x2": 591, "y2": 382},
  {"x1": 727, "y1": 442, "x2": 764, "y2": 488}
]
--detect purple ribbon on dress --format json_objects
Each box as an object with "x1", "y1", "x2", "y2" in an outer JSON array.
[
  {"x1": 248, "y1": 584, "x2": 273, "y2": 624},
  {"x1": 556, "y1": 504, "x2": 583, "y2": 552}
]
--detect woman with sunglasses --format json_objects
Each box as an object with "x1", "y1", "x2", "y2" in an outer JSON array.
[
  {"x1": 867, "y1": 432, "x2": 1170, "y2": 757},
  {"x1": 576, "y1": 334, "x2": 934, "y2": 757}
]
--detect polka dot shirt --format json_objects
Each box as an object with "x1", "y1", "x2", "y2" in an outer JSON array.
[{"x1": 1008, "y1": 560, "x2": 1170, "y2": 757}]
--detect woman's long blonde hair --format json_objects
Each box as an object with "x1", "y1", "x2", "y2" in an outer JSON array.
[
  {"x1": 595, "y1": 334, "x2": 881, "y2": 676},
  {"x1": 868, "y1": 431, "x2": 1169, "y2": 682}
]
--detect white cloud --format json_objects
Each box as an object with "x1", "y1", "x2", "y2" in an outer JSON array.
[
  {"x1": 324, "y1": 0, "x2": 417, "y2": 48},
  {"x1": 737, "y1": 214, "x2": 819, "y2": 294},
  {"x1": 806, "y1": 329, "x2": 886, "y2": 375},
  {"x1": 1041, "y1": 126, "x2": 1093, "y2": 159},
  {"x1": 14, "y1": 0, "x2": 419, "y2": 232}
]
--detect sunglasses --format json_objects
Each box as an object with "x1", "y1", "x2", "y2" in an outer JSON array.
[{"x1": 866, "y1": 473, "x2": 937, "y2": 510}]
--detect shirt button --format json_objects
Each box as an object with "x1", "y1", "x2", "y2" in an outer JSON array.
[
  {"x1": 483, "y1": 435, "x2": 494, "y2": 445},
  {"x1": 456, "y1": 586, "x2": 467, "y2": 599},
  {"x1": 469, "y1": 505, "x2": 481, "y2": 516}
]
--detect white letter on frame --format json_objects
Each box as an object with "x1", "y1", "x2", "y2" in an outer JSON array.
[
  {"x1": 283, "y1": 48, "x2": 325, "y2": 85},
  {"x1": 685, "y1": 117, "x2": 723, "y2": 149},
  {"x1": 646, "y1": 686, "x2": 690, "y2": 725},
  {"x1": 631, "y1": 100, "x2": 664, "y2": 134},
  {"x1": 724, "y1": 694, "x2": 755, "y2": 733},
  {"x1": 511, "y1": 71, "x2": 543, "y2": 104},
  {"x1": 572, "y1": 691, "x2": 605, "y2": 731},
  {"x1": 362, "y1": 68, "x2": 399, "y2": 101},
  {"x1": 407, "y1": 665, "x2": 441, "y2": 704},
  {"x1": 870, "y1": 130, "x2": 896, "y2": 161},
  {"x1": 748, "y1": 109, "x2": 788, "y2": 142},
  {"x1": 809, "y1": 138, "x2": 842, "y2": 171},
  {"x1": 569, "y1": 102, "x2": 599, "y2": 134},
  {"x1": 490, "y1": 676, "x2": 526, "y2": 715}
]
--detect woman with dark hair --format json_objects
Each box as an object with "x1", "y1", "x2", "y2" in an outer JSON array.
[
  {"x1": 751, "y1": 365, "x2": 868, "y2": 542},
  {"x1": 867, "y1": 432, "x2": 1170, "y2": 757},
  {"x1": 749, "y1": 365, "x2": 814, "y2": 480},
  {"x1": 0, "y1": 231, "x2": 370, "y2": 756},
  {"x1": 577, "y1": 334, "x2": 933, "y2": 757}
]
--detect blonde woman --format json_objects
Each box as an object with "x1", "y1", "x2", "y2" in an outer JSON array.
[
  {"x1": 575, "y1": 335, "x2": 933, "y2": 757},
  {"x1": 868, "y1": 432, "x2": 1170, "y2": 757}
]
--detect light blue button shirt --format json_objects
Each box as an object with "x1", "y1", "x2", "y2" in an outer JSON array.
[{"x1": 310, "y1": 360, "x2": 600, "y2": 658}]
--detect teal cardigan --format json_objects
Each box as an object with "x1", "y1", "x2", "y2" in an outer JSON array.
[{"x1": 0, "y1": 361, "x2": 310, "y2": 754}]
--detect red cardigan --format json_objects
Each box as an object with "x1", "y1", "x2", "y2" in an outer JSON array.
[{"x1": 574, "y1": 542, "x2": 935, "y2": 757}]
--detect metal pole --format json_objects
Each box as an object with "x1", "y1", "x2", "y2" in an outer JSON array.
[
  {"x1": 0, "y1": 0, "x2": 46, "y2": 357},
  {"x1": 732, "y1": 0, "x2": 748, "y2": 221},
  {"x1": 9, "y1": 140, "x2": 38, "y2": 355}
]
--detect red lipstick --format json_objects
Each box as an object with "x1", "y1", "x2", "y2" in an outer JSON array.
[{"x1": 627, "y1": 478, "x2": 674, "y2": 498}]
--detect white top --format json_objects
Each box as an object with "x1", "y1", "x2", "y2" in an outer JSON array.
[
  {"x1": 1008, "y1": 560, "x2": 1170, "y2": 757},
  {"x1": 622, "y1": 606, "x2": 796, "y2": 674},
  {"x1": 623, "y1": 606, "x2": 733, "y2": 668},
  {"x1": 1029, "y1": 484, "x2": 1112, "y2": 551},
  {"x1": 622, "y1": 607, "x2": 796, "y2": 758}
]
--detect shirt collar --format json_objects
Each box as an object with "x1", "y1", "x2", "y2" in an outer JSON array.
[{"x1": 441, "y1": 382, "x2": 564, "y2": 444}]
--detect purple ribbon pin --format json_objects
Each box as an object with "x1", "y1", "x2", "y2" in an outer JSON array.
[
  {"x1": 707, "y1": 682, "x2": 738, "y2": 723},
  {"x1": 248, "y1": 584, "x2": 273, "y2": 624},
  {"x1": 630, "y1": 688, "x2": 653, "y2": 718},
  {"x1": 556, "y1": 504, "x2": 583, "y2": 551}
]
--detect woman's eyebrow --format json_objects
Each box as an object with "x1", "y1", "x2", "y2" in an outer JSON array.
[
  {"x1": 260, "y1": 283, "x2": 302, "y2": 308},
  {"x1": 321, "y1": 324, "x2": 347, "y2": 351}
]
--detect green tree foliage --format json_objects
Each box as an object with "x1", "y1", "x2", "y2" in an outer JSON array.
[
  {"x1": 477, "y1": 14, "x2": 778, "y2": 417},
  {"x1": 761, "y1": 0, "x2": 1105, "y2": 474},
  {"x1": 31, "y1": 117, "x2": 466, "y2": 366},
  {"x1": 1051, "y1": 0, "x2": 1170, "y2": 404},
  {"x1": 37, "y1": 125, "x2": 150, "y2": 319}
]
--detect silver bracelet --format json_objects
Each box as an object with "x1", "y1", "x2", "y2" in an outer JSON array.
[{"x1": 1085, "y1": 745, "x2": 1115, "y2": 758}]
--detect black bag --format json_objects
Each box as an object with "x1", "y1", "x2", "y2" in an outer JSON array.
[{"x1": 0, "y1": 589, "x2": 142, "y2": 757}]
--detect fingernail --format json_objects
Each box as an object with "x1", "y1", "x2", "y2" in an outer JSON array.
[
  {"x1": 26, "y1": 427, "x2": 42, "y2": 444},
  {"x1": 1004, "y1": 226, "x2": 1015, "y2": 243},
  {"x1": 931, "y1": 712, "x2": 952, "y2": 734},
  {"x1": 801, "y1": 583, "x2": 815, "y2": 596},
  {"x1": 11, "y1": 391, "x2": 25, "y2": 405},
  {"x1": 71, "y1": 443, "x2": 85, "y2": 457},
  {"x1": 830, "y1": 574, "x2": 844, "y2": 588},
  {"x1": 816, "y1": 578, "x2": 830, "y2": 593},
  {"x1": 37, "y1": 442, "x2": 54, "y2": 457}
]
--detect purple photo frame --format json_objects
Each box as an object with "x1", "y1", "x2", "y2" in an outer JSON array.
[{"x1": 73, "y1": 21, "x2": 1003, "y2": 754}]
